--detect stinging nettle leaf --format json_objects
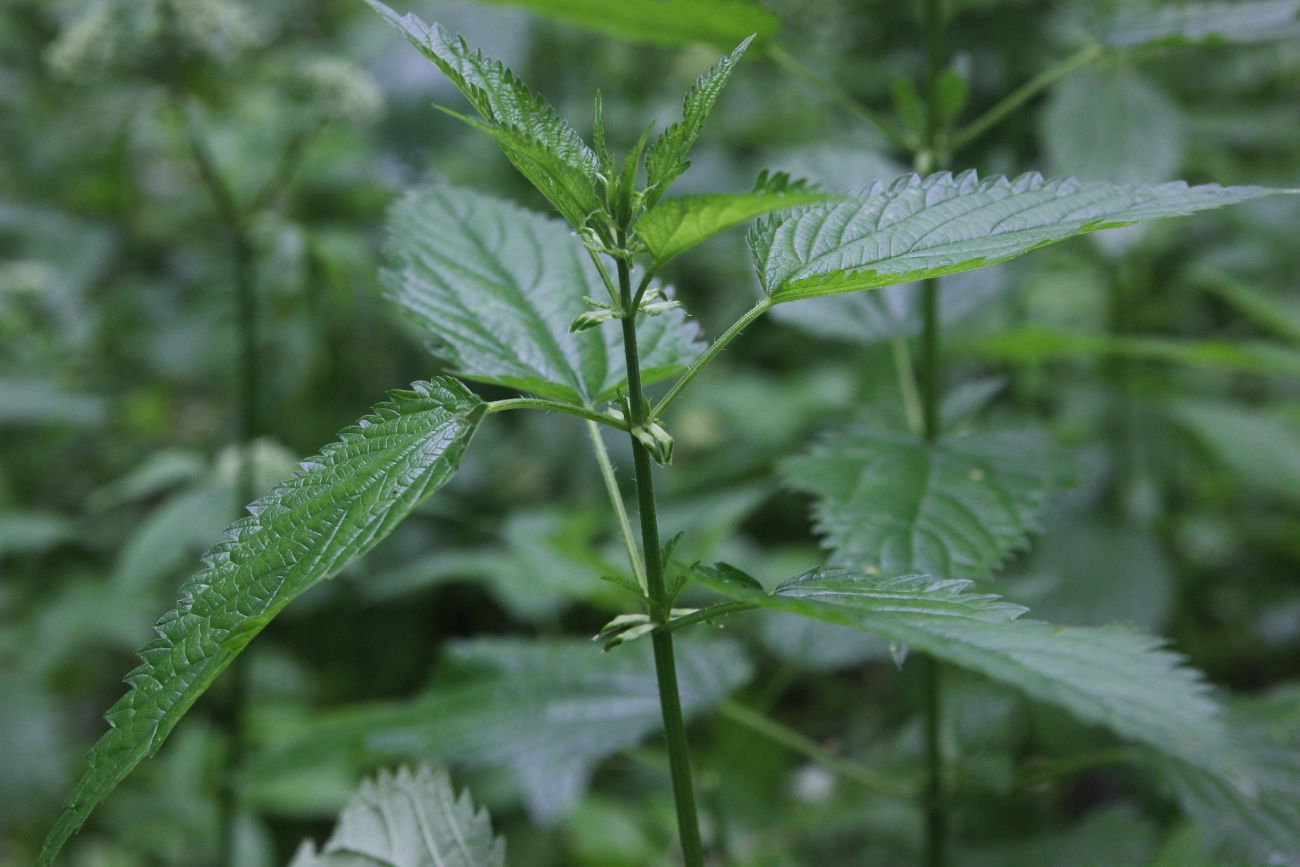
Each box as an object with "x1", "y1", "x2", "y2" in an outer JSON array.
[
  {"x1": 38, "y1": 378, "x2": 487, "y2": 866},
  {"x1": 289, "y1": 765, "x2": 505, "y2": 867},
  {"x1": 782, "y1": 423, "x2": 1073, "y2": 582},
  {"x1": 383, "y1": 182, "x2": 703, "y2": 406},
  {"x1": 1104, "y1": 0, "x2": 1300, "y2": 49},
  {"x1": 749, "y1": 171, "x2": 1281, "y2": 303},
  {"x1": 644, "y1": 36, "x2": 754, "y2": 208},
  {"x1": 365, "y1": 0, "x2": 602, "y2": 227},
  {"x1": 636, "y1": 172, "x2": 832, "y2": 269},
  {"x1": 693, "y1": 565, "x2": 1233, "y2": 773},
  {"x1": 467, "y1": 0, "x2": 779, "y2": 50}
]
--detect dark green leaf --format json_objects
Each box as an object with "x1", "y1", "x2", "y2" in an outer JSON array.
[
  {"x1": 750, "y1": 171, "x2": 1279, "y2": 303},
  {"x1": 365, "y1": 0, "x2": 602, "y2": 227},
  {"x1": 694, "y1": 565, "x2": 1231, "y2": 772},
  {"x1": 636, "y1": 173, "x2": 831, "y2": 269},
  {"x1": 644, "y1": 37, "x2": 754, "y2": 207},
  {"x1": 383, "y1": 182, "x2": 703, "y2": 405},
  {"x1": 782, "y1": 423, "x2": 1072, "y2": 581},
  {"x1": 468, "y1": 0, "x2": 778, "y2": 49},
  {"x1": 38, "y1": 379, "x2": 486, "y2": 866},
  {"x1": 1172, "y1": 400, "x2": 1300, "y2": 506}
]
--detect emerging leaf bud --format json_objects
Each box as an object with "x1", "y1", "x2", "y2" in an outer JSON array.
[{"x1": 632, "y1": 420, "x2": 674, "y2": 466}]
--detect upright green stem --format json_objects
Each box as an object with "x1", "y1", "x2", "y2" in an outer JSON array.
[
  {"x1": 918, "y1": 3, "x2": 948, "y2": 865},
  {"x1": 614, "y1": 234, "x2": 705, "y2": 866}
]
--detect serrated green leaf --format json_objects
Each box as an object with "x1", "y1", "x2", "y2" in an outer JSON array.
[
  {"x1": 749, "y1": 171, "x2": 1280, "y2": 302},
  {"x1": 250, "y1": 637, "x2": 751, "y2": 823},
  {"x1": 972, "y1": 326, "x2": 1300, "y2": 378},
  {"x1": 468, "y1": 0, "x2": 778, "y2": 49},
  {"x1": 636, "y1": 173, "x2": 831, "y2": 269},
  {"x1": 693, "y1": 565, "x2": 1231, "y2": 772},
  {"x1": 365, "y1": 0, "x2": 601, "y2": 227},
  {"x1": 1104, "y1": 0, "x2": 1300, "y2": 48},
  {"x1": 644, "y1": 37, "x2": 753, "y2": 207},
  {"x1": 1146, "y1": 685, "x2": 1300, "y2": 865},
  {"x1": 383, "y1": 182, "x2": 703, "y2": 406},
  {"x1": 782, "y1": 423, "x2": 1072, "y2": 581},
  {"x1": 38, "y1": 378, "x2": 486, "y2": 867},
  {"x1": 289, "y1": 766, "x2": 504, "y2": 867}
]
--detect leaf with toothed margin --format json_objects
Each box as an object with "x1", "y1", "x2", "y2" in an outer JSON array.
[
  {"x1": 643, "y1": 36, "x2": 754, "y2": 208},
  {"x1": 383, "y1": 181, "x2": 703, "y2": 406},
  {"x1": 289, "y1": 765, "x2": 504, "y2": 867},
  {"x1": 781, "y1": 421, "x2": 1074, "y2": 581},
  {"x1": 364, "y1": 0, "x2": 602, "y2": 228},
  {"x1": 1104, "y1": 0, "x2": 1300, "y2": 48},
  {"x1": 691, "y1": 564, "x2": 1238, "y2": 776},
  {"x1": 748, "y1": 171, "x2": 1282, "y2": 303},
  {"x1": 37, "y1": 378, "x2": 486, "y2": 867},
  {"x1": 636, "y1": 172, "x2": 833, "y2": 269}
]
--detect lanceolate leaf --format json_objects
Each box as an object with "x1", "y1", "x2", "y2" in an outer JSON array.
[
  {"x1": 365, "y1": 0, "x2": 602, "y2": 227},
  {"x1": 693, "y1": 566, "x2": 1231, "y2": 772},
  {"x1": 468, "y1": 0, "x2": 779, "y2": 49},
  {"x1": 250, "y1": 637, "x2": 752, "y2": 823},
  {"x1": 636, "y1": 173, "x2": 831, "y2": 269},
  {"x1": 290, "y1": 766, "x2": 504, "y2": 867},
  {"x1": 644, "y1": 37, "x2": 754, "y2": 207},
  {"x1": 973, "y1": 326, "x2": 1300, "y2": 379},
  {"x1": 749, "y1": 171, "x2": 1278, "y2": 303},
  {"x1": 782, "y1": 423, "x2": 1072, "y2": 581},
  {"x1": 383, "y1": 182, "x2": 703, "y2": 405},
  {"x1": 38, "y1": 379, "x2": 486, "y2": 866},
  {"x1": 1104, "y1": 0, "x2": 1300, "y2": 48}
]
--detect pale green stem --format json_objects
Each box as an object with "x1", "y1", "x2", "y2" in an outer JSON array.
[
  {"x1": 891, "y1": 336, "x2": 924, "y2": 435},
  {"x1": 718, "y1": 700, "x2": 914, "y2": 800},
  {"x1": 584, "y1": 419, "x2": 648, "y2": 595},
  {"x1": 767, "y1": 44, "x2": 912, "y2": 153},
  {"x1": 652, "y1": 298, "x2": 772, "y2": 418},
  {"x1": 952, "y1": 43, "x2": 1104, "y2": 153},
  {"x1": 487, "y1": 398, "x2": 625, "y2": 429}
]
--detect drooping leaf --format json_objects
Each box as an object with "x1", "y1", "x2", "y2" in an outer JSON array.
[
  {"x1": 1171, "y1": 400, "x2": 1300, "y2": 506},
  {"x1": 1042, "y1": 69, "x2": 1185, "y2": 184},
  {"x1": 466, "y1": 0, "x2": 778, "y2": 49},
  {"x1": 636, "y1": 172, "x2": 830, "y2": 269},
  {"x1": 781, "y1": 423, "x2": 1072, "y2": 581},
  {"x1": 749, "y1": 171, "x2": 1279, "y2": 303},
  {"x1": 644, "y1": 37, "x2": 754, "y2": 207},
  {"x1": 250, "y1": 637, "x2": 752, "y2": 824},
  {"x1": 972, "y1": 326, "x2": 1300, "y2": 379},
  {"x1": 37, "y1": 378, "x2": 487, "y2": 866},
  {"x1": 365, "y1": 0, "x2": 602, "y2": 227},
  {"x1": 383, "y1": 182, "x2": 703, "y2": 406},
  {"x1": 1145, "y1": 684, "x2": 1300, "y2": 865},
  {"x1": 1104, "y1": 0, "x2": 1300, "y2": 48},
  {"x1": 289, "y1": 766, "x2": 505, "y2": 867},
  {"x1": 692, "y1": 565, "x2": 1232, "y2": 772}
]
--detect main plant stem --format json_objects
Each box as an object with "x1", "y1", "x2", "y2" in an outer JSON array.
[
  {"x1": 615, "y1": 237, "x2": 705, "y2": 866},
  {"x1": 919, "y1": 1, "x2": 948, "y2": 864}
]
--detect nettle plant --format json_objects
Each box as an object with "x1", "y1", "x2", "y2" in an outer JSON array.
[{"x1": 37, "y1": 1, "x2": 1297, "y2": 865}]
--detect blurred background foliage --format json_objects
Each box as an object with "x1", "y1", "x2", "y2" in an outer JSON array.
[{"x1": 2, "y1": 0, "x2": 1298, "y2": 864}]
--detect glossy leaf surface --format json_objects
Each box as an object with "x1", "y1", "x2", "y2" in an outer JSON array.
[
  {"x1": 384, "y1": 182, "x2": 702, "y2": 405},
  {"x1": 749, "y1": 171, "x2": 1277, "y2": 302},
  {"x1": 39, "y1": 379, "x2": 487, "y2": 866}
]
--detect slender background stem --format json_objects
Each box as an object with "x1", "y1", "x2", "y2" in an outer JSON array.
[
  {"x1": 918, "y1": 2, "x2": 948, "y2": 864},
  {"x1": 615, "y1": 233, "x2": 705, "y2": 866}
]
